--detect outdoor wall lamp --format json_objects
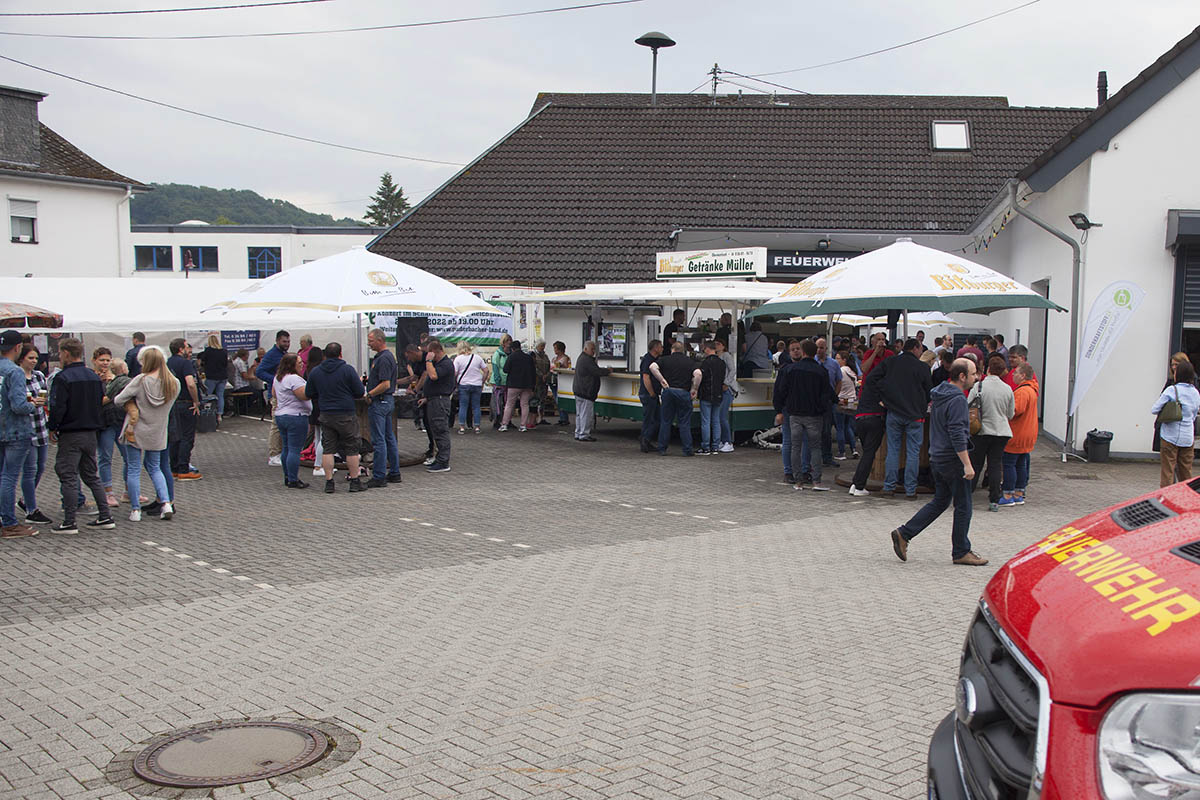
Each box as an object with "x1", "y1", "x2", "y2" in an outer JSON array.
[
  {"x1": 635, "y1": 31, "x2": 676, "y2": 107},
  {"x1": 816, "y1": 238, "x2": 831, "y2": 251},
  {"x1": 1069, "y1": 212, "x2": 1102, "y2": 230}
]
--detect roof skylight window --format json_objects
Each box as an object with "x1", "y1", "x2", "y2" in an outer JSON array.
[{"x1": 931, "y1": 120, "x2": 971, "y2": 150}]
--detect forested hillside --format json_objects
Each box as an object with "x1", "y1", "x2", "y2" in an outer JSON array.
[{"x1": 131, "y1": 183, "x2": 363, "y2": 226}]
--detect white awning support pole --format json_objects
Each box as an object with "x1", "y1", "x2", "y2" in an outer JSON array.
[{"x1": 903, "y1": 309, "x2": 909, "y2": 339}]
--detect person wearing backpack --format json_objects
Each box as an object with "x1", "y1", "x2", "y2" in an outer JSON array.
[
  {"x1": 1152, "y1": 358, "x2": 1200, "y2": 487},
  {"x1": 967, "y1": 355, "x2": 1015, "y2": 511}
]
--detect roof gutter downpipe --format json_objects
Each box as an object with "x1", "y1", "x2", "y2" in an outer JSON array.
[{"x1": 1007, "y1": 180, "x2": 1084, "y2": 463}]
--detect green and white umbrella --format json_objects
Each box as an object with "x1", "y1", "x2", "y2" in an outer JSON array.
[{"x1": 747, "y1": 239, "x2": 1065, "y2": 320}]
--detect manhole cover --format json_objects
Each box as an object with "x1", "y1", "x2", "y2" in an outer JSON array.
[{"x1": 132, "y1": 720, "x2": 331, "y2": 788}]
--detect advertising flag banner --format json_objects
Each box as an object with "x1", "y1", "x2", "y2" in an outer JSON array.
[{"x1": 1069, "y1": 280, "x2": 1146, "y2": 415}]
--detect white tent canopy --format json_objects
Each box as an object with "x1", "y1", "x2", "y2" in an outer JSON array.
[
  {"x1": 0, "y1": 278, "x2": 355, "y2": 333},
  {"x1": 504, "y1": 280, "x2": 796, "y2": 304}
]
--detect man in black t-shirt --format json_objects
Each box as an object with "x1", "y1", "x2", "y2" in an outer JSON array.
[
  {"x1": 697, "y1": 341, "x2": 726, "y2": 455},
  {"x1": 649, "y1": 341, "x2": 701, "y2": 456},
  {"x1": 637, "y1": 339, "x2": 664, "y2": 453},
  {"x1": 422, "y1": 339, "x2": 455, "y2": 473},
  {"x1": 365, "y1": 328, "x2": 401, "y2": 488},
  {"x1": 167, "y1": 338, "x2": 202, "y2": 480},
  {"x1": 662, "y1": 309, "x2": 686, "y2": 347}
]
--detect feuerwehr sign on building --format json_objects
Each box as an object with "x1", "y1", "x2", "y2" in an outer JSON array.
[
  {"x1": 656, "y1": 247, "x2": 767, "y2": 279},
  {"x1": 1069, "y1": 280, "x2": 1146, "y2": 415}
]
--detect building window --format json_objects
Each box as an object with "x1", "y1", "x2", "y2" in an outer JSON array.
[
  {"x1": 9, "y1": 199, "x2": 37, "y2": 243},
  {"x1": 248, "y1": 246, "x2": 281, "y2": 279},
  {"x1": 931, "y1": 120, "x2": 971, "y2": 150},
  {"x1": 134, "y1": 245, "x2": 173, "y2": 271},
  {"x1": 181, "y1": 246, "x2": 219, "y2": 272}
]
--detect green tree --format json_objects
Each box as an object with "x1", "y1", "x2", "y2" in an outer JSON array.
[
  {"x1": 364, "y1": 172, "x2": 410, "y2": 227},
  {"x1": 213, "y1": 214, "x2": 237, "y2": 225}
]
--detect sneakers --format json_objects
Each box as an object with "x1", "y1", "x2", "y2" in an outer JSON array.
[
  {"x1": 851, "y1": 451, "x2": 861, "y2": 459},
  {"x1": 423, "y1": 456, "x2": 436, "y2": 466},
  {"x1": 718, "y1": 442, "x2": 735, "y2": 453},
  {"x1": 997, "y1": 496, "x2": 1018, "y2": 508},
  {"x1": 105, "y1": 493, "x2": 120, "y2": 507},
  {"x1": 87, "y1": 518, "x2": 116, "y2": 530},
  {"x1": 426, "y1": 463, "x2": 451, "y2": 473},
  {"x1": 176, "y1": 472, "x2": 202, "y2": 481},
  {"x1": 366, "y1": 478, "x2": 388, "y2": 489},
  {"x1": 833, "y1": 454, "x2": 847, "y2": 461},
  {"x1": 953, "y1": 551, "x2": 990, "y2": 566},
  {"x1": 1, "y1": 524, "x2": 38, "y2": 538},
  {"x1": 129, "y1": 509, "x2": 142, "y2": 522},
  {"x1": 848, "y1": 485, "x2": 870, "y2": 497},
  {"x1": 325, "y1": 479, "x2": 335, "y2": 494},
  {"x1": 348, "y1": 478, "x2": 366, "y2": 493},
  {"x1": 474, "y1": 427, "x2": 481, "y2": 434},
  {"x1": 784, "y1": 473, "x2": 794, "y2": 483},
  {"x1": 988, "y1": 502, "x2": 1000, "y2": 512},
  {"x1": 78, "y1": 503, "x2": 100, "y2": 517},
  {"x1": 160, "y1": 502, "x2": 174, "y2": 521},
  {"x1": 1013, "y1": 494, "x2": 1026, "y2": 505},
  {"x1": 457, "y1": 427, "x2": 466, "y2": 435},
  {"x1": 267, "y1": 455, "x2": 282, "y2": 466},
  {"x1": 891, "y1": 529, "x2": 908, "y2": 562},
  {"x1": 386, "y1": 473, "x2": 403, "y2": 483},
  {"x1": 498, "y1": 424, "x2": 509, "y2": 432},
  {"x1": 311, "y1": 468, "x2": 326, "y2": 477},
  {"x1": 811, "y1": 483, "x2": 831, "y2": 492},
  {"x1": 25, "y1": 509, "x2": 52, "y2": 524},
  {"x1": 696, "y1": 449, "x2": 712, "y2": 456},
  {"x1": 518, "y1": 426, "x2": 527, "y2": 433},
  {"x1": 50, "y1": 521, "x2": 78, "y2": 535},
  {"x1": 287, "y1": 480, "x2": 310, "y2": 489}
]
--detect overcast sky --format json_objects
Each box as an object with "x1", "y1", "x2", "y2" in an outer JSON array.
[{"x1": 2, "y1": 0, "x2": 1196, "y2": 222}]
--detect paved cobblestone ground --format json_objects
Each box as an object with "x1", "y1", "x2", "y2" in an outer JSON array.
[{"x1": 0, "y1": 413, "x2": 1159, "y2": 799}]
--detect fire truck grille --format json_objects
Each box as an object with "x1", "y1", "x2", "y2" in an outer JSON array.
[
  {"x1": 1110, "y1": 498, "x2": 1175, "y2": 531},
  {"x1": 1172, "y1": 540, "x2": 1200, "y2": 565},
  {"x1": 954, "y1": 609, "x2": 1042, "y2": 800}
]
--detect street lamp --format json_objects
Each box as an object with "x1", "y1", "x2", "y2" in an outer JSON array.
[
  {"x1": 1069, "y1": 212, "x2": 1102, "y2": 230},
  {"x1": 635, "y1": 31, "x2": 676, "y2": 107}
]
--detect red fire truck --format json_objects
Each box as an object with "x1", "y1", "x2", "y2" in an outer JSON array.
[{"x1": 927, "y1": 479, "x2": 1200, "y2": 799}]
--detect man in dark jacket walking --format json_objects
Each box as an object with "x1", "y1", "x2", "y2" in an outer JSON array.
[
  {"x1": 890, "y1": 358, "x2": 987, "y2": 566},
  {"x1": 500, "y1": 341, "x2": 536, "y2": 431},
  {"x1": 877, "y1": 338, "x2": 933, "y2": 498},
  {"x1": 774, "y1": 339, "x2": 835, "y2": 490},
  {"x1": 305, "y1": 341, "x2": 366, "y2": 493},
  {"x1": 49, "y1": 338, "x2": 115, "y2": 533},
  {"x1": 573, "y1": 341, "x2": 610, "y2": 442}
]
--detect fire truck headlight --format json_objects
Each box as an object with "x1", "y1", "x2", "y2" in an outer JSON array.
[{"x1": 1099, "y1": 692, "x2": 1200, "y2": 799}]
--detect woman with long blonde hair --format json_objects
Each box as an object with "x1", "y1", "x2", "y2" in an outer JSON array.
[
  {"x1": 115, "y1": 346, "x2": 180, "y2": 521},
  {"x1": 199, "y1": 331, "x2": 229, "y2": 418}
]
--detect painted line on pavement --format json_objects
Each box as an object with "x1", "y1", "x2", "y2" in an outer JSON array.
[
  {"x1": 141, "y1": 541, "x2": 275, "y2": 591},
  {"x1": 592, "y1": 499, "x2": 737, "y2": 527},
  {"x1": 388, "y1": 518, "x2": 532, "y2": 551}
]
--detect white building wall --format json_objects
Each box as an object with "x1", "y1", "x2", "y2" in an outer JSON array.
[
  {"x1": 127, "y1": 229, "x2": 378, "y2": 279},
  {"x1": 0, "y1": 176, "x2": 130, "y2": 278}
]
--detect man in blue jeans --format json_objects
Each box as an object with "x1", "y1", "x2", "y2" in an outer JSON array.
[
  {"x1": 364, "y1": 328, "x2": 401, "y2": 489},
  {"x1": 0, "y1": 330, "x2": 36, "y2": 537},
  {"x1": 650, "y1": 341, "x2": 701, "y2": 457},
  {"x1": 877, "y1": 338, "x2": 932, "y2": 498},
  {"x1": 890, "y1": 358, "x2": 988, "y2": 566},
  {"x1": 637, "y1": 340, "x2": 663, "y2": 452}
]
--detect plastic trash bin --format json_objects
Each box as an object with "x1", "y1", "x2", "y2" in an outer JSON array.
[{"x1": 1085, "y1": 429, "x2": 1113, "y2": 462}]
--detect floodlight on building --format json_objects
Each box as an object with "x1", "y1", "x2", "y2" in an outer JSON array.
[
  {"x1": 635, "y1": 31, "x2": 676, "y2": 107},
  {"x1": 816, "y1": 238, "x2": 831, "y2": 251},
  {"x1": 1069, "y1": 213, "x2": 1102, "y2": 231}
]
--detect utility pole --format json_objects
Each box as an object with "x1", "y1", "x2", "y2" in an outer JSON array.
[{"x1": 710, "y1": 63, "x2": 720, "y2": 105}]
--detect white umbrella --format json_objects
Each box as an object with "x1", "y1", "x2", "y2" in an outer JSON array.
[
  {"x1": 788, "y1": 311, "x2": 960, "y2": 327},
  {"x1": 748, "y1": 239, "x2": 1065, "y2": 320},
  {"x1": 203, "y1": 247, "x2": 505, "y2": 317}
]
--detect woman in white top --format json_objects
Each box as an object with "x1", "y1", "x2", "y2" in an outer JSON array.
[
  {"x1": 1152, "y1": 358, "x2": 1200, "y2": 487},
  {"x1": 967, "y1": 355, "x2": 1016, "y2": 510},
  {"x1": 453, "y1": 341, "x2": 490, "y2": 434},
  {"x1": 833, "y1": 351, "x2": 860, "y2": 459},
  {"x1": 272, "y1": 354, "x2": 312, "y2": 489},
  {"x1": 714, "y1": 338, "x2": 739, "y2": 452}
]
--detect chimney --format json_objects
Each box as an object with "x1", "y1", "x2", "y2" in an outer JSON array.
[
  {"x1": 0, "y1": 86, "x2": 46, "y2": 167},
  {"x1": 1097, "y1": 70, "x2": 1108, "y2": 106}
]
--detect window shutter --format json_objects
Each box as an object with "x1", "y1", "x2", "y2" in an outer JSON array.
[
  {"x1": 9, "y1": 199, "x2": 37, "y2": 218},
  {"x1": 1183, "y1": 245, "x2": 1200, "y2": 326}
]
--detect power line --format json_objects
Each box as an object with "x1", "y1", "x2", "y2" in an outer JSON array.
[
  {"x1": 0, "y1": 54, "x2": 465, "y2": 166},
  {"x1": 0, "y1": 0, "x2": 646, "y2": 40},
  {"x1": 0, "y1": 0, "x2": 333, "y2": 16},
  {"x1": 717, "y1": 68, "x2": 810, "y2": 96},
  {"x1": 749, "y1": 0, "x2": 1040, "y2": 77}
]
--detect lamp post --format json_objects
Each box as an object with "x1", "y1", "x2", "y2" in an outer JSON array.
[{"x1": 635, "y1": 31, "x2": 675, "y2": 107}]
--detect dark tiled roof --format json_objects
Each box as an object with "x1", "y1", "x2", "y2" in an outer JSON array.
[
  {"x1": 372, "y1": 103, "x2": 1089, "y2": 290},
  {"x1": 529, "y1": 92, "x2": 1012, "y2": 116},
  {"x1": 0, "y1": 123, "x2": 145, "y2": 187}
]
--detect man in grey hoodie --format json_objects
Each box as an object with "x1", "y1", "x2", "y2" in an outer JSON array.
[{"x1": 890, "y1": 358, "x2": 989, "y2": 567}]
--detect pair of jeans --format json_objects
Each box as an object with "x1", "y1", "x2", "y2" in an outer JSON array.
[
  {"x1": 0, "y1": 438, "x2": 32, "y2": 526},
  {"x1": 639, "y1": 392, "x2": 660, "y2": 445},
  {"x1": 169, "y1": 402, "x2": 196, "y2": 473},
  {"x1": 790, "y1": 415, "x2": 824, "y2": 484},
  {"x1": 899, "y1": 457, "x2": 974, "y2": 559},
  {"x1": 780, "y1": 412, "x2": 792, "y2": 477},
  {"x1": 56, "y1": 430, "x2": 108, "y2": 525},
  {"x1": 1002, "y1": 452, "x2": 1030, "y2": 493},
  {"x1": 851, "y1": 414, "x2": 885, "y2": 490},
  {"x1": 426, "y1": 395, "x2": 452, "y2": 466},
  {"x1": 97, "y1": 424, "x2": 128, "y2": 490},
  {"x1": 657, "y1": 387, "x2": 694, "y2": 455},
  {"x1": 276, "y1": 413, "x2": 309, "y2": 483},
  {"x1": 970, "y1": 434, "x2": 1010, "y2": 503},
  {"x1": 502, "y1": 388, "x2": 533, "y2": 428},
  {"x1": 553, "y1": 381, "x2": 569, "y2": 423},
  {"x1": 457, "y1": 385, "x2": 483, "y2": 427},
  {"x1": 833, "y1": 409, "x2": 855, "y2": 455},
  {"x1": 699, "y1": 399, "x2": 721, "y2": 451},
  {"x1": 575, "y1": 398, "x2": 595, "y2": 438},
  {"x1": 204, "y1": 378, "x2": 226, "y2": 416},
  {"x1": 21, "y1": 442, "x2": 47, "y2": 513},
  {"x1": 719, "y1": 388, "x2": 733, "y2": 446},
  {"x1": 490, "y1": 386, "x2": 507, "y2": 428},
  {"x1": 126, "y1": 446, "x2": 171, "y2": 506},
  {"x1": 820, "y1": 406, "x2": 834, "y2": 463},
  {"x1": 367, "y1": 398, "x2": 399, "y2": 479},
  {"x1": 885, "y1": 415, "x2": 923, "y2": 495}
]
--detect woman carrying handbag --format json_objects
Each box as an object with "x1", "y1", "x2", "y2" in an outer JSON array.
[
  {"x1": 1152, "y1": 359, "x2": 1200, "y2": 487},
  {"x1": 967, "y1": 356, "x2": 1015, "y2": 511}
]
